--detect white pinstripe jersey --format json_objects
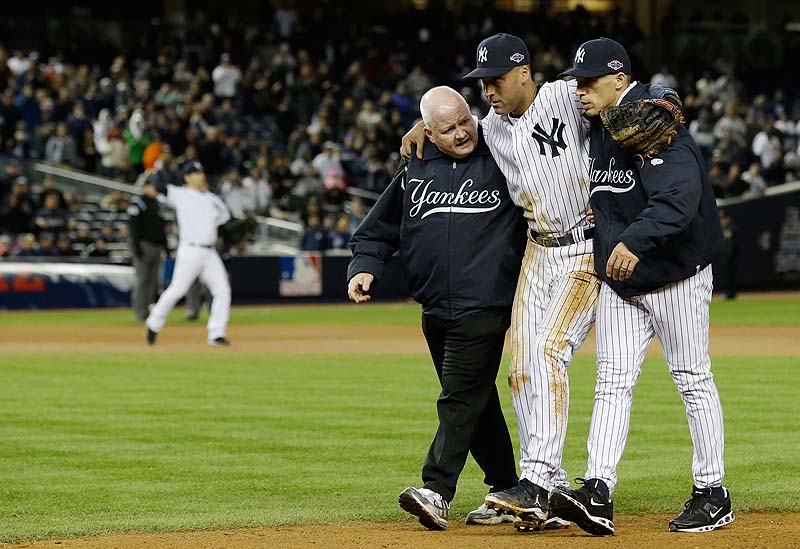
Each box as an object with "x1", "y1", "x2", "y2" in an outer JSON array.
[{"x1": 482, "y1": 79, "x2": 591, "y2": 235}]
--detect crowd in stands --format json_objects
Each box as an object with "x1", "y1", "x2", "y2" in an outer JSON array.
[{"x1": 0, "y1": 4, "x2": 798, "y2": 257}]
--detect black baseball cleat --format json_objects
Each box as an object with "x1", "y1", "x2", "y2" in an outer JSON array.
[
  {"x1": 669, "y1": 486, "x2": 734, "y2": 533},
  {"x1": 484, "y1": 478, "x2": 549, "y2": 523},
  {"x1": 549, "y1": 478, "x2": 614, "y2": 536},
  {"x1": 208, "y1": 337, "x2": 231, "y2": 346},
  {"x1": 146, "y1": 328, "x2": 157, "y2": 345}
]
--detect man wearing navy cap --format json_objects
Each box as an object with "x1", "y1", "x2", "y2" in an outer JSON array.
[
  {"x1": 403, "y1": 32, "x2": 598, "y2": 532},
  {"x1": 145, "y1": 161, "x2": 233, "y2": 346},
  {"x1": 548, "y1": 37, "x2": 733, "y2": 536}
]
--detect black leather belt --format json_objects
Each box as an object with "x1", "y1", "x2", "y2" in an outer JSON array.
[
  {"x1": 186, "y1": 242, "x2": 214, "y2": 249},
  {"x1": 528, "y1": 227, "x2": 594, "y2": 247}
]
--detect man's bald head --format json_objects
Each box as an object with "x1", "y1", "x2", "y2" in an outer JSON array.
[{"x1": 419, "y1": 86, "x2": 478, "y2": 159}]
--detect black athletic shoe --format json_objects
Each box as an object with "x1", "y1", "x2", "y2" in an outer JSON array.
[
  {"x1": 549, "y1": 478, "x2": 614, "y2": 536},
  {"x1": 146, "y1": 328, "x2": 157, "y2": 345},
  {"x1": 669, "y1": 486, "x2": 734, "y2": 533},
  {"x1": 208, "y1": 337, "x2": 231, "y2": 346},
  {"x1": 484, "y1": 479, "x2": 549, "y2": 522}
]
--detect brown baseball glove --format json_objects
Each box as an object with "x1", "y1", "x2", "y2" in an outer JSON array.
[{"x1": 600, "y1": 97, "x2": 685, "y2": 159}]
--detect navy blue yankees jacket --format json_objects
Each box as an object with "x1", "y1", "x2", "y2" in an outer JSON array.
[
  {"x1": 589, "y1": 83, "x2": 724, "y2": 298},
  {"x1": 347, "y1": 128, "x2": 527, "y2": 320}
]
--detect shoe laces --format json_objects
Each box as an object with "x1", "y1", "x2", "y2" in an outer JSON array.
[{"x1": 682, "y1": 488, "x2": 712, "y2": 511}]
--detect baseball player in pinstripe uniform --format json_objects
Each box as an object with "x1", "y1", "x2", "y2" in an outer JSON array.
[
  {"x1": 549, "y1": 37, "x2": 733, "y2": 536},
  {"x1": 404, "y1": 33, "x2": 598, "y2": 529},
  {"x1": 145, "y1": 161, "x2": 232, "y2": 346}
]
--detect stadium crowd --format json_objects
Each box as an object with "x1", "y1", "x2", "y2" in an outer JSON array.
[{"x1": 0, "y1": 4, "x2": 798, "y2": 256}]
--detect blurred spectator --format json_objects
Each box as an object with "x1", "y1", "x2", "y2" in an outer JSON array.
[
  {"x1": 312, "y1": 141, "x2": 344, "y2": 179},
  {"x1": 124, "y1": 109, "x2": 151, "y2": 175},
  {"x1": 741, "y1": 162, "x2": 767, "y2": 194},
  {"x1": 56, "y1": 233, "x2": 79, "y2": 256},
  {"x1": 45, "y1": 122, "x2": 78, "y2": 166},
  {"x1": 31, "y1": 192, "x2": 68, "y2": 235},
  {"x1": 37, "y1": 231, "x2": 59, "y2": 256},
  {"x1": 38, "y1": 176, "x2": 66, "y2": 209},
  {"x1": 0, "y1": 158, "x2": 22, "y2": 200},
  {"x1": 242, "y1": 166, "x2": 272, "y2": 215},
  {"x1": 88, "y1": 238, "x2": 110, "y2": 257},
  {"x1": 212, "y1": 53, "x2": 242, "y2": 100},
  {"x1": 0, "y1": 234, "x2": 12, "y2": 256},
  {"x1": 1, "y1": 176, "x2": 35, "y2": 233},
  {"x1": 96, "y1": 125, "x2": 128, "y2": 178},
  {"x1": 12, "y1": 232, "x2": 38, "y2": 256},
  {"x1": 220, "y1": 167, "x2": 252, "y2": 217},
  {"x1": 713, "y1": 103, "x2": 747, "y2": 142},
  {"x1": 751, "y1": 123, "x2": 781, "y2": 173},
  {"x1": 650, "y1": 66, "x2": 678, "y2": 90},
  {"x1": 329, "y1": 214, "x2": 352, "y2": 249},
  {"x1": 300, "y1": 213, "x2": 329, "y2": 251}
]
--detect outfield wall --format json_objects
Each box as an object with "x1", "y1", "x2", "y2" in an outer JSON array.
[{"x1": 1, "y1": 185, "x2": 799, "y2": 309}]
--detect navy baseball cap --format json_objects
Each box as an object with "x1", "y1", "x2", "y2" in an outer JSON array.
[
  {"x1": 559, "y1": 37, "x2": 631, "y2": 79},
  {"x1": 464, "y1": 33, "x2": 531, "y2": 79},
  {"x1": 180, "y1": 161, "x2": 205, "y2": 177}
]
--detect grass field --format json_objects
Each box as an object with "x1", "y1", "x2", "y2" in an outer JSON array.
[{"x1": 0, "y1": 298, "x2": 798, "y2": 542}]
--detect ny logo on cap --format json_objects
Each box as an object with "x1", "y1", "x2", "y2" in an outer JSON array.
[
  {"x1": 510, "y1": 52, "x2": 525, "y2": 63},
  {"x1": 478, "y1": 46, "x2": 488, "y2": 63},
  {"x1": 575, "y1": 46, "x2": 586, "y2": 64}
]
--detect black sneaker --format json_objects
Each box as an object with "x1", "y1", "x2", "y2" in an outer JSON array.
[
  {"x1": 208, "y1": 337, "x2": 230, "y2": 346},
  {"x1": 484, "y1": 479, "x2": 548, "y2": 522},
  {"x1": 549, "y1": 478, "x2": 614, "y2": 536},
  {"x1": 146, "y1": 328, "x2": 157, "y2": 345},
  {"x1": 669, "y1": 486, "x2": 734, "y2": 533}
]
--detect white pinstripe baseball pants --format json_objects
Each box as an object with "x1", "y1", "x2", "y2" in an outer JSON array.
[
  {"x1": 509, "y1": 238, "x2": 600, "y2": 491},
  {"x1": 586, "y1": 266, "x2": 725, "y2": 493}
]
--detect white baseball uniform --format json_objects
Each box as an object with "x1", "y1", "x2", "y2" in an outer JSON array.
[
  {"x1": 146, "y1": 184, "x2": 232, "y2": 342},
  {"x1": 481, "y1": 79, "x2": 599, "y2": 491},
  {"x1": 587, "y1": 266, "x2": 725, "y2": 492}
]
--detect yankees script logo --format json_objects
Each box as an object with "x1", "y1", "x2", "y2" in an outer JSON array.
[
  {"x1": 408, "y1": 178, "x2": 501, "y2": 219},
  {"x1": 588, "y1": 157, "x2": 637, "y2": 196},
  {"x1": 478, "y1": 47, "x2": 488, "y2": 63},
  {"x1": 531, "y1": 117, "x2": 568, "y2": 157}
]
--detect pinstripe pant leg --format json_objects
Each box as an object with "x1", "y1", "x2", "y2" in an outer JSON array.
[
  {"x1": 645, "y1": 266, "x2": 725, "y2": 488},
  {"x1": 512, "y1": 242, "x2": 598, "y2": 491},
  {"x1": 586, "y1": 282, "x2": 654, "y2": 493},
  {"x1": 509, "y1": 241, "x2": 548, "y2": 487}
]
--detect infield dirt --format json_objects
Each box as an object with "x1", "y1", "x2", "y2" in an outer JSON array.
[{"x1": 6, "y1": 512, "x2": 799, "y2": 548}]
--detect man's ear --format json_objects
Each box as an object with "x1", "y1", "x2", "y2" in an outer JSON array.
[{"x1": 423, "y1": 127, "x2": 434, "y2": 142}]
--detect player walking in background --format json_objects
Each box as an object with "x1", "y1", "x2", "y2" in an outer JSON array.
[
  {"x1": 403, "y1": 33, "x2": 597, "y2": 530},
  {"x1": 128, "y1": 175, "x2": 167, "y2": 322},
  {"x1": 146, "y1": 161, "x2": 232, "y2": 346},
  {"x1": 549, "y1": 37, "x2": 732, "y2": 535},
  {"x1": 349, "y1": 87, "x2": 527, "y2": 530}
]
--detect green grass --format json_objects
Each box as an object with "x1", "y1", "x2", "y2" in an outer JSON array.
[
  {"x1": 0, "y1": 302, "x2": 422, "y2": 326},
  {"x1": 0, "y1": 294, "x2": 797, "y2": 326},
  {"x1": 0, "y1": 297, "x2": 797, "y2": 540},
  {"x1": 0, "y1": 351, "x2": 798, "y2": 541}
]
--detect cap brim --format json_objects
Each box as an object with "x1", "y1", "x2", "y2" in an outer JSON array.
[
  {"x1": 463, "y1": 66, "x2": 515, "y2": 79},
  {"x1": 558, "y1": 67, "x2": 615, "y2": 79}
]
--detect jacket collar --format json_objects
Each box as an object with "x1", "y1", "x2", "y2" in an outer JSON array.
[{"x1": 619, "y1": 81, "x2": 647, "y2": 104}]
